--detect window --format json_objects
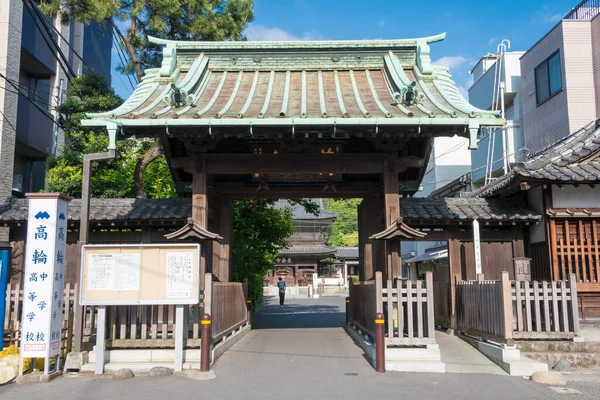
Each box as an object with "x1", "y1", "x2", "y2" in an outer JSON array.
[{"x1": 535, "y1": 51, "x2": 562, "y2": 105}]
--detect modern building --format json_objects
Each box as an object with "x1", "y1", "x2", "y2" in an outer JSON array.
[
  {"x1": 521, "y1": 1, "x2": 600, "y2": 156},
  {"x1": 468, "y1": 51, "x2": 526, "y2": 189},
  {"x1": 0, "y1": 0, "x2": 112, "y2": 205}
]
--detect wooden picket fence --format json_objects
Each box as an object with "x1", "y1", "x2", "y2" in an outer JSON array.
[
  {"x1": 511, "y1": 275, "x2": 580, "y2": 339},
  {"x1": 455, "y1": 273, "x2": 512, "y2": 344},
  {"x1": 348, "y1": 281, "x2": 377, "y2": 339},
  {"x1": 210, "y1": 274, "x2": 249, "y2": 344},
  {"x1": 433, "y1": 282, "x2": 451, "y2": 329},
  {"x1": 454, "y1": 272, "x2": 580, "y2": 344},
  {"x1": 382, "y1": 272, "x2": 435, "y2": 345},
  {"x1": 3, "y1": 283, "x2": 77, "y2": 357}
]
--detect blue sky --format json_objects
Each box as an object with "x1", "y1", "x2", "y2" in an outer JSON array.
[{"x1": 111, "y1": 0, "x2": 574, "y2": 99}]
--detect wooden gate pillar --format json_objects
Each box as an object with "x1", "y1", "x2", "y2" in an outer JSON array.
[
  {"x1": 383, "y1": 157, "x2": 400, "y2": 280},
  {"x1": 358, "y1": 195, "x2": 384, "y2": 281},
  {"x1": 193, "y1": 160, "x2": 210, "y2": 278},
  {"x1": 210, "y1": 197, "x2": 233, "y2": 282}
]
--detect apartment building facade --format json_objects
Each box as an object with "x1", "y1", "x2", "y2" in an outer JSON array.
[{"x1": 0, "y1": 0, "x2": 112, "y2": 202}]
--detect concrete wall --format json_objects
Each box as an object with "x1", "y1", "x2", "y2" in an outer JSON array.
[
  {"x1": 419, "y1": 136, "x2": 471, "y2": 197},
  {"x1": 552, "y1": 185, "x2": 600, "y2": 208}
]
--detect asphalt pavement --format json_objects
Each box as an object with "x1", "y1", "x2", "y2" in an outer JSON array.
[{"x1": 1, "y1": 295, "x2": 598, "y2": 399}]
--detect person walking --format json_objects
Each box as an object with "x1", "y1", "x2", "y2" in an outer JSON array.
[{"x1": 277, "y1": 277, "x2": 286, "y2": 307}]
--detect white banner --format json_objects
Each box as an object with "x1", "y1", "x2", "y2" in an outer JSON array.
[{"x1": 21, "y1": 196, "x2": 68, "y2": 358}]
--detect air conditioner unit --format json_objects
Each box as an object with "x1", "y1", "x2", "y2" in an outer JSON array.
[{"x1": 12, "y1": 174, "x2": 23, "y2": 192}]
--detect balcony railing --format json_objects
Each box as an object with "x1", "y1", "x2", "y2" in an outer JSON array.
[{"x1": 565, "y1": 0, "x2": 600, "y2": 20}]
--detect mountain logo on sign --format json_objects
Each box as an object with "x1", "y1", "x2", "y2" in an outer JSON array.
[
  {"x1": 58, "y1": 213, "x2": 66, "y2": 220},
  {"x1": 35, "y1": 211, "x2": 50, "y2": 220}
]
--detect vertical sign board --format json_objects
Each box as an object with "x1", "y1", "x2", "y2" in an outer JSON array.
[
  {"x1": 513, "y1": 257, "x2": 532, "y2": 281},
  {"x1": 473, "y1": 219, "x2": 482, "y2": 275},
  {"x1": 20, "y1": 194, "x2": 69, "y2": 370}
]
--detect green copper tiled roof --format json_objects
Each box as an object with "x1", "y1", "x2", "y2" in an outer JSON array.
[{"x1": 83, "y1": 33, "x2": 503, "y2": 146}]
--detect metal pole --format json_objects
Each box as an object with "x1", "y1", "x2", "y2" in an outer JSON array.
[
  {"x1": 95, "y1": 306, "x2": 106, "y2": 375},
  {"x1": 375, "y1": 312, "x2": 385, "y2": 373},
  {"x1": 345, "y1": 297, "x2": 350, "y2": 326},
  {"x1": 200, "y1": 313, "x2": 211, "y2": 372},
  {"x1": 246, "y1": 299, "x2": 253, "y2": 326},
  {"x1": 73, "y1": 148, "x2": 116, "y2": 353},
  {"x1": 174, "y1": 305, "x2": 184, "y2": 372}
]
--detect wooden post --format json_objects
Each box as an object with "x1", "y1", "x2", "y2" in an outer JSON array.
[
  {"x1": 569, "y1": 273, "x2": 580, "y2": 335},
  {"x1": 200, "y1": 313, "x2": 211, "y2": 372},
  {"x1": 375, "y1": 312, "x2": 385, "y2": 373},
  {"x1": 500, "y1": 271, "x2": 513, "y2": 345},
  {"x1": 383, "y1": 157, "x2": 400, "y2": 281},
  {"x1": 448, "y1": 238, "x2": 461, "y2": 331},
  {"x1": 453, "y1": 274, "x2": 461, "y2": 332},
  {"x1": 425, "y1": 272, "x2": 435, "y2": 339}
]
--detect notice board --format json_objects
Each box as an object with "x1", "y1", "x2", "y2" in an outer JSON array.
[{"x1": 80, "y1": 244, "x2": 200, "y2": 305}]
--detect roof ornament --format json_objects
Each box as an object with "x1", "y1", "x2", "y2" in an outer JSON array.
[
  {"x1": 164, "y1": 83, "x2": 193, "y2": 108},
  {"x1": 397, "y1": 82, "x2": 425, "y2": 107}
]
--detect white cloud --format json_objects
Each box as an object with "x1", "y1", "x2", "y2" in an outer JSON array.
[
  {"x1": 488, "y1": 37, "x2": 496, "y2": 46},
  {"x1": 433, "y1": 55, "x2": 469, "y2": 70},
  {"x1": 245, "y1": 24, "x2": 321, "y2": 41},
  {"x1": 377, "y1": 20, "x2": 385, "y2": 28}
]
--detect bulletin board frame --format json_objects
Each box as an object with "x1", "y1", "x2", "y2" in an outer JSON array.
[{"x1": 79, "y1": 243, "x2": 201, "y2": 306}]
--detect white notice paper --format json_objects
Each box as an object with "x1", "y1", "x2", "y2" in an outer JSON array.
[
  {"x1": 166, "y1": 252, "x2": 194, "y2": 296},
  {"x1": 114, "y1": 254, "x2": 141, "y2": 291},
  {"x1": 88, "y1": 254, "x2": 115, "y2": 290},
  {"x1": 88, "y1": 253, "x2": 140, "y2": 291}
]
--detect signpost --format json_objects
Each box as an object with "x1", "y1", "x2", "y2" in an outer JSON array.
[
  {"x1": 473, "y1": 219, "x2": 482, "y2": 276},
  {"x1": 19, "y1": 193, "x2": 70, "y2": 378},
  {"x1": 513, "y1": 257, "x2": 532, "y2": 281}
]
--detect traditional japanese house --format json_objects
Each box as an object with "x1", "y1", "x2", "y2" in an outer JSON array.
[{"x1": 471, "y1": 118, "x2": 600, "y2": 318}]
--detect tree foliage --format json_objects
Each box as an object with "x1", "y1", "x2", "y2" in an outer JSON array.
[
  {"x1": 232, "y1": 199, "x2": 318, "y2": 304},
  {"x1": 40, "y1": 0, "x2": 254, "y2": 197},
  {"x1": 46, "y1": 74, "x2": 176, "y2": 199},
  {"x1": 322, "y1": 198, "x2": 361, "y2": 247}
]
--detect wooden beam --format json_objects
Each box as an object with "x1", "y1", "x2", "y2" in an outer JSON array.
[
  {"x1": 177, "y1": 154, "x2": 423, "y2": 175},
  {"x1": 211, "y1": 181, "x2": 380, "y2": 198}
]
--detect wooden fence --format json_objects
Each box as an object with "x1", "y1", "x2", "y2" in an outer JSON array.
[
  {"x1": 455, "y1": 272, "x2": 580, "y2": 344},
  {"x1": 455, "y1": 273, "x2": 512, "y2": 344},
  {"x1": 433, "y1": 282, "x2": 450, "y2": 329},
  {"x1": 382, "y1": 272, "x2": 435, "y2": 346},
  {"x1": 210, "y1": 275, "x2": 249, "y2": 344},
  {"x1": 511, "y1": 275, "x2": 580, "y2": 339},
  {"x1": 348, "y1": 281, "x2": 377, "y2": 339}
]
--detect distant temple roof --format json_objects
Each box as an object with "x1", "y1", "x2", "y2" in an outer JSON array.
[
  {"x1": 471, "y1": 118, "x2": 600, "y2": 198},
  {"x1": 82, "y1": 34, "x2": 502, "y2": 137},
  {"x1": 278, "y1": 246, "x2": 336, "y2": 257},
  {"x1": 274, "y1": 199, "x2": 337, "y2": 220},
  {"x1": 0, "y1": 197, "x2": 540, "y2": 225}
]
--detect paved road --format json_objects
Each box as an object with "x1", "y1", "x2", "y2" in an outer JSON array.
[{"x1": 1, "y1": 296, "x2": 597, "y2": 399}]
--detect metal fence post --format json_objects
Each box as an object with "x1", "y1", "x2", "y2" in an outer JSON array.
[
  {"x1": 375, "y1": 312, "x2": 385, "y2": 373},
  {"x1": 345, "y1": 297, "x2": 350, "y2": 325},
  {"x1": 569, "y1": 273, "x2": 580, "y2": 335},
  {"x1": 200, "y1": 313, "x2": 211, "y2": 372},
  {"x1": 247, "y1": 299, "x2": 253, "y2": 326}
]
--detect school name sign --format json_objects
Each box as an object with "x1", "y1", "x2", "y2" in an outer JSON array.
[{"x1": 21, "y1": 194, "x2": 70, "y2": 358}]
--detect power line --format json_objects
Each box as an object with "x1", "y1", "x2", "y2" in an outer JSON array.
[{"x1": 110, "y1": 25, "x2": 137, "y2": 92}]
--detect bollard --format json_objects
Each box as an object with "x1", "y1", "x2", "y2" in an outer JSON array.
[
  {"x1": 200, "y1": 313, "x2": 211, "y2": 372},
  {"x1": 375, "y1": 312, "x2": 385, "y2": 373},
  {"x1": 247, "y1": 299, "x2": 253, "y2": 325},
  {"x1": 345, "y1": 297, "x2": 350, "y2": 326}
]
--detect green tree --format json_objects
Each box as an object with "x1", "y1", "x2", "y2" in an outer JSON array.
[
  {"x1": 46, "y1": 74, "x2": 176, "y2": 198},
  {"x1": 322, "y1": 198, "x2": 362, "y2": 247},
  {"x1": 41, "y1": 0, "x2": 254, "y2": 197},
  {"x1": 232, "y1": 199, "x2": 318, "y2": 304}
]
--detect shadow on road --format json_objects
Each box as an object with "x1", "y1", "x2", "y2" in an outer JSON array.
[{"x1": 252, "y1": 297, "x2": 346, "y2": 329}]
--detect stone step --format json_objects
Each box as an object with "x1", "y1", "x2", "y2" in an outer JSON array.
[
  {"x1": 522, "y1": 352, "x2": 600, "y2": 367},
  {"x1": 88, "y1": 349, "x2": 200, "y2": 364},
  {"x1": 81, "y1": 361, "x2": 200, "y2": 375},
  {"x1": 386, "y1": 346, "x2": 441, "y2": 361},
  {"x1": 516, "y1": 340, "x2": 600, "y2": 353},
  {"x1": 385, "y1": 360, "x2": 445, "y2": 373}
]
